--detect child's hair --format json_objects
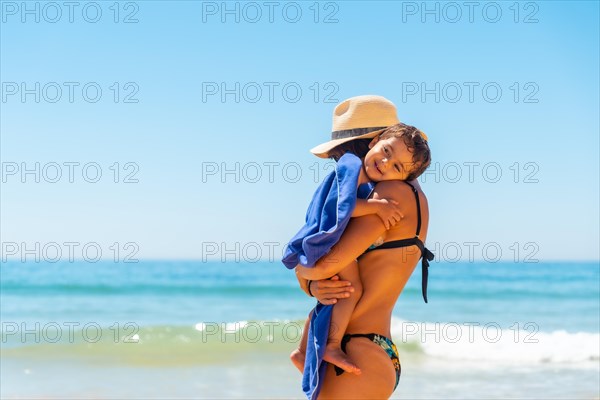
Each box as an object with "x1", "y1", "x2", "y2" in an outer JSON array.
[
  {"x1": 327, "y1": 123, "x2": 431, "y2": 181},
  {"x1": 379, "y1": 123, "x2": 431, "y2": 181}
]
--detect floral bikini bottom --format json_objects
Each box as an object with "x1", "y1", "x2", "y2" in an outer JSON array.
[{"x1": 333, "y1": 333, "x2": 401, "y2": 391}]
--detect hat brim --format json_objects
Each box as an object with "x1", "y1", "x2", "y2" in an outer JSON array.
[{"x1": 310, "y1": 128, "x2": 388, "y2": 158}]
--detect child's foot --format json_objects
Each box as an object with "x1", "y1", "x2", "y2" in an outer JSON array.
[
  {"x1": 323, "y1": 345, "x2": 361, "y2": 375},
  {"x1": 290, "y1": 349, "x2": 305, "y2": 373}
]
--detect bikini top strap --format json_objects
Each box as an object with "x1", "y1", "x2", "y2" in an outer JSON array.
[{"x1": 403, "y1": 181, "x2": 422, "y2": 237}]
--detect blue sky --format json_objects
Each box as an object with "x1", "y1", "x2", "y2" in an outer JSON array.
[{"x1": 1, "y1": 1, "x2": 598, "y2": 261}]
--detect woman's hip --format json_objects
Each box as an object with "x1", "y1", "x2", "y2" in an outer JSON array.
[{"x1": 318, "y1": 334, "x2": 400, "y2": 399}]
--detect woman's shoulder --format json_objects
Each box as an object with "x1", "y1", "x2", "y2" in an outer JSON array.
[{"x1": 372, "y1": 180, "x2": 427, "y2": 201}]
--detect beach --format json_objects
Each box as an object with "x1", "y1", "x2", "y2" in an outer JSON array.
[
  {"x1": 3, "y1": 0, "x2": 599, "y2": 398},
  {"x1": 1, "y1": 260, "x2": 599, "y2": 399}
]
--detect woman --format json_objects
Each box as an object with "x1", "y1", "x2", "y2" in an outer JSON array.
[{"x1": 295, "y1": 99, "x2": 432, "y2": 398}]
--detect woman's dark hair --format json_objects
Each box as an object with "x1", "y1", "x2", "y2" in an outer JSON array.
[{"x1": 327, "y1": 138, "x2": 372, "y2": 161}]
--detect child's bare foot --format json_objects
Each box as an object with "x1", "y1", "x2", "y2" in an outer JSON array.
[
  {"x1": 323, "y1": 345, "x2": 361, "y2": 375},
  {"x1": 290, "y1": 349, "x2": 305, "y2": 373}
]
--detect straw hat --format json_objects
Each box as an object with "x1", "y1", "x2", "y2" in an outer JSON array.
[{"x1": 310, "y1": 95, "x2": 400, "y2": 158}]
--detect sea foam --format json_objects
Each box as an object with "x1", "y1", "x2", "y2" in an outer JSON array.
[{"x1": 390, "y1": 317, "x2": 600, "y2": 366}]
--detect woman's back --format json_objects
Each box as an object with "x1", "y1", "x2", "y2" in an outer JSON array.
[{"x1": 350, "y1": 180, "x2": 429, "y2": 332}]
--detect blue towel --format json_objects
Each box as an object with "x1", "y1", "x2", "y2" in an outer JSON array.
[
  {"x1": 282, "y1": 152, "x2": 363, "y2": 270},
  {"x1": 302, "y1": 302, "x2": 332, "y2": 400},
  {"x1": 281, "y1": 152, "x2": 375, "y2": 399}
]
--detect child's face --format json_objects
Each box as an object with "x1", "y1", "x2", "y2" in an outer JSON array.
[{"x1": 363, "y1": 135, "x2": 414, "y2": 182}]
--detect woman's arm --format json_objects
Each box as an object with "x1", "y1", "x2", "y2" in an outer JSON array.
[
  {"x1": 295, "y1": 269, "x2": 311, "y2": 296},
  {"x1": 295, "y1": 180, "x2": 410, "y2": 281},
  {"x1": 295, "y1": 271, "x2": 355, "y2": 305},
  {"x1": 296, "y1": 213, "x2": 387, "y2": 280}
]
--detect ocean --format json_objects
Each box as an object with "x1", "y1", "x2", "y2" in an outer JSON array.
[{"x1": 1, "y1": 260, "x2": 599, "y2": 399}]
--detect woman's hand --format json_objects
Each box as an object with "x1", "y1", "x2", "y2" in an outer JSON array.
[{"x1": 310, "y1": 275, "x2": 354, "y2": 305}]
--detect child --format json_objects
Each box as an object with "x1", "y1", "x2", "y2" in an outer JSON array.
[{"x1": 287, "y1": 122, "x2": 431, "y2": 376}]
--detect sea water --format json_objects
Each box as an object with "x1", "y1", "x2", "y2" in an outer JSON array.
[{"x1": 1, "y1": 260, "x2": 599, "y2": 399}]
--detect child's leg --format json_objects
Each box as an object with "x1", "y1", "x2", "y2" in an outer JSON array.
[
  {"x1": 290, "y1": 313, "x2": 311, "y2": 373},
  {"x1": 323, "y1": 260, "x2": 363, "y2": 375}
]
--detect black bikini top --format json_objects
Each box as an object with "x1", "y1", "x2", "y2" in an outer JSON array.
[{"x1": 361, "y1": 181, "x2": 434, "y2": 303}]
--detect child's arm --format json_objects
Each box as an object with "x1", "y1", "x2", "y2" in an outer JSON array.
[
  {"x1": 353, "y1": 198, "x2": 404, "y2": 229},
  {"x1": 352, "y1": 198, "x2": 389, "y2": 217}
]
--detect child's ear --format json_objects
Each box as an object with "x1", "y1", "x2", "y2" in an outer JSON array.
[{"x1": 368, "y1": 134, "x2": 381, "y2": 148}]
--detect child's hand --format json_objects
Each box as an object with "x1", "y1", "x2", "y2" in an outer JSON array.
[{"x1": 375, "y1": 199, "x2": 404, "y2": 230}]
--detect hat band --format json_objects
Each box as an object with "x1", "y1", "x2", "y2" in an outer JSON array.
[{"x1": 331, "y1": 126, "x2": 388, "y2": 140}]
